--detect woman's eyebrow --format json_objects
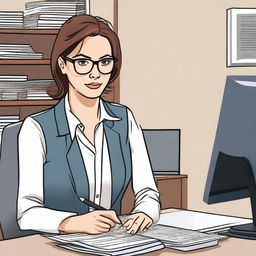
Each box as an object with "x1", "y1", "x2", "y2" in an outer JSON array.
[
  {"x1": 99, "y1": 54, "x2": 112, "y2": 60},
  {"x1": 72, "y1": 54, "x2": 91, "y2": 59}
]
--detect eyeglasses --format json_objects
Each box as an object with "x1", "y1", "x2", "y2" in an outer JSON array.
[{"x1": 61, "y1": 55, "x2": 117, "y2": 75}]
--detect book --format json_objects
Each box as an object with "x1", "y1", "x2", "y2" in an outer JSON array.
[{"x1": 46, "y1": 223, "x2": 227, "y2": 255}]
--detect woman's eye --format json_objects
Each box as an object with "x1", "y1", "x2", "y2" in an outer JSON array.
[
  {"x1": 77, "y1": 60, "x2": 89, "y2": 66},
  {"x1": 100, "y1": 59, "x2": 111, "y2": 66}
]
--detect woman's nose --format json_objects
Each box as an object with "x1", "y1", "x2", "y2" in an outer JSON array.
[{"x1": 89, "y1": 64, "x2": 100, "y2": 79}]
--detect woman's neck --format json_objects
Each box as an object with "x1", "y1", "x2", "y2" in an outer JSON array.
[{"x1": 68, "y1": 87, "x2": 100, "y2": 124}]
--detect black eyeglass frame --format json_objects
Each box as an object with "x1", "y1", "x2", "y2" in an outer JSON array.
[{"x1": 61, "y1": 55, "x2": 117, "y2": 75}]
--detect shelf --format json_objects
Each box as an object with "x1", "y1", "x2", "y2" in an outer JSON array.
[
  {"x1": 0, "y1": 60, "x2": 50, "y2": 65},
  {"x1": 0, "y1": 100, "x2": 58, "y2": 106},
  {"x1": 155, "y1": 174, "x2": 188, "y2": 180},
  {"x1": 0, "y1": 29, "x2": 59, "y2": 35}
]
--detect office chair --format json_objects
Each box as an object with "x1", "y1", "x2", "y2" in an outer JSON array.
[{"x1": 0, "y1": 122, "x2": 38, "y2": 239}]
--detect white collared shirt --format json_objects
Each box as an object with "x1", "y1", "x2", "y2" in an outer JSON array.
[{"x1": 17, "y1": 96, "x2": 160, "y2": 233}]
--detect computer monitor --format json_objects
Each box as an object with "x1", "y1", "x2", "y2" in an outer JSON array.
[
  {"x1": 203, "y1": 76, "x2": 256, "y2": 239},
  {"x1": 142, "y1": 129, "x2": 180, "y2": 175}
]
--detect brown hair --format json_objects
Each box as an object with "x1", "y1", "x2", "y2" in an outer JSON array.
[{"x1": 50, "y1": 15, "x2": 122, "y2": 99}]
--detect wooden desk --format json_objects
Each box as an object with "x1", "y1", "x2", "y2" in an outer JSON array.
[
  {"x1": 0, "y1": 230, "x2": 255, "y2": 256},
  {"x1": 1, "y1": 209, "x2": 255, "y2": 256}
]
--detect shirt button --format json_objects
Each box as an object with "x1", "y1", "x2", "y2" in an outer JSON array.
[{"x1": 96, "y1": 194, "x2": 100, "y2": 198}]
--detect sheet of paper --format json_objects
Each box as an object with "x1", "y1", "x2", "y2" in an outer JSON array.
[
  {"x1": 158, "y1": 210, "x2": 252, "y2": 232},
  {"x1": 139, "y1": 225, "x2": 226, "y2": 246}
]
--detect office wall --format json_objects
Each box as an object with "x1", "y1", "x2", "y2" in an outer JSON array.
[
  {"x1": 1, "y1": 0, "x2": 25, "y2": 10},
  {"x1": 119, "y1": 0, "x2": 256, "y2": 218}
]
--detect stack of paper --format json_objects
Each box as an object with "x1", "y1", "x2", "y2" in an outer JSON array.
[
  {"x1": 24, "y1": 1, "x2": 87, "y2": 29},
  {"x1": 0, "y1": 44, "x2": 43, "y2": 59},
  {"x1": 25, "y1": 79, "x2": 55, "y2": 99},
  {"x1": 158, "y1": 210, "x2": 253, "y2": 233},
  {"x1": 0, "y1": 79, "x2": 55, "y2": 100},
  {"x1": 46, "y1": 223, "x2": 226, "y2": 254},
  {"x1": 140, "y1": 225, "x2": 226, "y2": 251},
  {"x1": 0, "y1": 75, "x2": 27, "y2": 82},
  {"x1": 47, "y1": 228, "x2": 164, "y2": 256},
  {"x1": 0, "y1": 116, "x2": 19, "y2": 144},
  {"x1": 0, "y1": 11, "x2": 23, "y2": 29}
]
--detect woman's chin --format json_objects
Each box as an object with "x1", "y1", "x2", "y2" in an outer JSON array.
[{"x1": 79, "y1": 88, "x2": 104, "y2": 99}]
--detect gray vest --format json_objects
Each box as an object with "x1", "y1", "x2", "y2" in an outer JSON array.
[{"x1": 31, "y1": 98, "x2": 132, "y2": 215}]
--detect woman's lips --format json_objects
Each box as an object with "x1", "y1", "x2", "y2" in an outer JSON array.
[{"x1": 85, "y1": 82, "x2": 102, "y2": 89}]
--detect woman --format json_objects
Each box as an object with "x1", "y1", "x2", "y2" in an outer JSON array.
[{"x1": 17, "y1": 15, "x2": 160, "y2": 235}]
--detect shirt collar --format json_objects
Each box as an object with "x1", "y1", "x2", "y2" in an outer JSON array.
[{"x1": 64, "y1": 94, "x2": 120, "y2": 140}]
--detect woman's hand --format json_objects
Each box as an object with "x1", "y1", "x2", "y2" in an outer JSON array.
[
  {"x1": 123, "y1": 212, "x2": 153, "y2": 234},
  {"x1": 58, "y1": 210, "x2": 121, "y2": 234}
]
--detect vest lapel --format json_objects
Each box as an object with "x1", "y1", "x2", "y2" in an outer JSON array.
[
  {"x1": 104, "y1": 121, "x2": 126, "y2": 207},
  {"x1": 66, "y1": 136, "x2": 89, "y2": 199},
  {"x1": 54, "y1": 98, "x2": 89, "y2": 200}
]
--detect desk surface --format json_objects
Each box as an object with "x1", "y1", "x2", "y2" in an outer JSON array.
[
  {"x1": 1, "y1": 209, "x2": 256, "y2": 256},
  {"x1": 0, "y1": 234, "x2": 256, "y2": 256}
]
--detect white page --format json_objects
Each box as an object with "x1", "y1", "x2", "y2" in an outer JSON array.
[
  {"x1": 140, "y1": 225, "x2": 225, "y2": 246},
  {"x1": 158, "y1": 210, "x2": 252, "y2": 232}
]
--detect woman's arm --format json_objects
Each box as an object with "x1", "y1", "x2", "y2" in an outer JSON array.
[
  {"x1": 17, "y1": 117, "x2": 77, "y2": 233},
  {"x1": 17, "y1": 117, "x2": 120, "y2": 234},
  {"x1": 123, "y1": 109, "x2": 161, "y2": 234}
]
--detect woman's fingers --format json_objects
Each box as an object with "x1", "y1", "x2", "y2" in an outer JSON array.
[
  {"x1": 139, "y1": 219, "x2": 151, "y2": 232},
  {"x1": 123, "y1": 215, "x2": 140, "y2": 230},
  {"x1": 123, "y1": 219, "x2": 135, "y2": 230},
  {"x1": 95, "y1": 223, "x2": 111, "y2": 233},
  {"x1": 123, "y1": 213, "x2": 154, "y2": 234},
  {"x1": 98, "y1": 215, "x2": 116, "y2": 228},
  {"x1": 127, "y1": 217, "x2": 145, "y2": 234},
  {"x1": 100, "y1": 210, "x2": 121, "y2": 224}
]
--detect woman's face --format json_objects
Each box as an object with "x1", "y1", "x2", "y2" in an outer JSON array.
[{"x1": 58, "y1": 35, "x2": 113, "y2": 99}]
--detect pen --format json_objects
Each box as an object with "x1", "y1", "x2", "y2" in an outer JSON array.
[
  {"x1": 80, "y1": 197, "x2": 106, "y2": 210},
  {"x1": 80, "y1": 197, "x2": 122, "y2": 225}
]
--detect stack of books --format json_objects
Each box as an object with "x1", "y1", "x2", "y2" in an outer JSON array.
[
  {"x1": 0, "y1": 44, "x2": 43, "y2": 59},
  {"x1": 0, "y1": 78, "x2": 55, "y2": 100},
  {"x1": 24, "y1": 1, "x2": 87, "y2": 29},
  {"x1": 0, "y1": 11, "x2": 23, "y2": 29},
  {"x1": 0, "y1": 115, "x2": 20, "y2": 144}
]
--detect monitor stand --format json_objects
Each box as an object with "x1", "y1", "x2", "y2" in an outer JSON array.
[{"x1": 224, "y1": 157, "x2": 256, "y2": 239}]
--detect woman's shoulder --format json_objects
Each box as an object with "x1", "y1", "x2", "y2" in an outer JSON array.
[
  {"x1": 102, "y1": 100, "x2": 133, "y2": 115},
  {"x1": 20, "y1": 106, "x2": 56, "y2": 136},
  {"x1": 19, "y1": 116, "x2": 44, "y2": 139}
]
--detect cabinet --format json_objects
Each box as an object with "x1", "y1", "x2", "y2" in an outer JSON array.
[{"x1": 121, "y1": 175, "x2": 188, "y2": 214}]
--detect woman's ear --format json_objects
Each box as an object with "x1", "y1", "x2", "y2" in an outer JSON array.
[{"x1": 58, "y1": 57, "x2": 66, "y2": 74}]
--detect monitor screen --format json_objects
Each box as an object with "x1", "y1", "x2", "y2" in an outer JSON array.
[{"x1": 142, "y1": 129, "x2": 180, "y2": 174}]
